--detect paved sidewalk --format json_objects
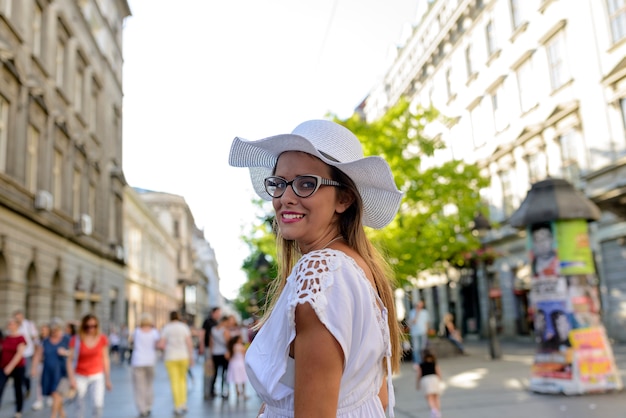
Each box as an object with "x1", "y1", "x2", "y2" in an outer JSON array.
[
  {"x1": 1, "y1": 339, "x2": 624, "y2": 417},
  {"x1": 394, "y1": 339, "x2": 626, "y2": 418}
]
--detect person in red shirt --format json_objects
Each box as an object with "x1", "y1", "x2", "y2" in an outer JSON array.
[
  {"x1": 0, "y1": 317, "x2": 27, "y2": 418},
  {"x1": 66, "y1": 314, "x2": 111, "y2": 418}
]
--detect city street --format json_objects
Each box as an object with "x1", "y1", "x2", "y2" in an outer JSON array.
[{"x1": 2, "y1": 339, "x2": 624, "y2": 418}]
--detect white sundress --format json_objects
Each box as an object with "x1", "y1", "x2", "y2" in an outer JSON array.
[{"x1": 245, "y1": 249, "x2": 395, "y2": 417}]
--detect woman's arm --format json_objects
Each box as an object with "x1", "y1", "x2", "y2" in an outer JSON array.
[
  {"x1": 102, "y1": 343, "x2": 112, "y2": 390},
  {"x1": 415, "y1": 366, "x2": 423, "y2": 390},
  {"x1": 435, "y1": 364, "x2": 442, "y2": 379},
  {"x1": 66, "y1": 340, "x2": 76, "y2": 388},
  {"x1": 185, "y1": 333, "x2": 194, "y2": 367},
  {"x1": 3, "y1": 342, "x2": 26, "y2": 375},
  {"x1": 31, "y1": 344, "x2": 42, "y2": 377},
  {"x1": 293, "y1": 302, "x2": 343, "y2": 418}
]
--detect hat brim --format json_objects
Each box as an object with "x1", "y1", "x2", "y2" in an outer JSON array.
[{"x1": 229, "y1": 134, "x2": 402, "y2": 229}]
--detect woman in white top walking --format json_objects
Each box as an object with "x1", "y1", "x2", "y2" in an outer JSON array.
[
  {"x1": 130, "y1": 313, "x2": 160, "y2": 417},
  {"x1": 158, "y1": 311, "x2": 193, "y2": 416}
]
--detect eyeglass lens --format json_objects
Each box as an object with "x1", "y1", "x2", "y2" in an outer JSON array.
[{"x1": 265, "y1": 175, "x2": 320, "y2": 198}]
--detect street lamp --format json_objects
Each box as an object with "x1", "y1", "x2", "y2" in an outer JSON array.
[{"x1": 473, "y1": 213, "x2": 502, "y2": 360}]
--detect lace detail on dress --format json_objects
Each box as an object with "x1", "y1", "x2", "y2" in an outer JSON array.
[{"x1": 287, "y1": 249, "x2": 339, "y2": 328}]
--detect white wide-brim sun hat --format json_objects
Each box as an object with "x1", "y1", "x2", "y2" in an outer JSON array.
[{"x1": 228, "y1": 119, "x2": 403, "y2": 229}]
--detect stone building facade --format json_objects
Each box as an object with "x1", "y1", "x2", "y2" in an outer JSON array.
[
  {"x1": 134, "y1": 189, "x2": 210, "y2": 328},
  {"x1": 364, "y1": 0, "x2": 626, "y2": 342},
  {"x1": 0, "y1": 0, "x2": 131, "y2": 329}
]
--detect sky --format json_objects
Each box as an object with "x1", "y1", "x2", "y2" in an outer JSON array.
[{"x1": 122, "y1": 0, "x2": 420, "y2": 300}]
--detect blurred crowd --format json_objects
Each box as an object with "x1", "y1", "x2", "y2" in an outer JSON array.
[{"x1": 0, "y1": 308, "x2": 257, "y2": 418}]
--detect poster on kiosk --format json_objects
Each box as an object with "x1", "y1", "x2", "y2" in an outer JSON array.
[{"x1": 528, "y1": 220, "x2": 623, "y2": 394}]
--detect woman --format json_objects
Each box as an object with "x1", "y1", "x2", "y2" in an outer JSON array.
[
  {"x1": 31, "y1": 318, "x2": 70, "y2": 418},
  {"x1": 66, "y1": 314, "x2": 112, "y2": 418},
  {"x1": 130, "y1": 313, "x2": 160, "y2": 417},
  {"x1": 442, "y1": 313, "x2": 465, "y2": 354},
  {"x1": 31, "y1": 321, "x2": 51, "y2": 411},
  {"x1": 158, "y1": 311, "x2": 193, "y2": 416},
  {"x1": 229, "y1": 119, "x2": 403, "y2": 417},
  {"x1": 0, "y1": 317, "x2": 27, "y2": 418},
  {"x1": 209, "y1": 316, "x2": 231, "y2": 399}
]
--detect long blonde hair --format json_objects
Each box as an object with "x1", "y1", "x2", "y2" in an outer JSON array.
[{"x1": 261, "y1": 164, "x2": 402, "y2": 373}]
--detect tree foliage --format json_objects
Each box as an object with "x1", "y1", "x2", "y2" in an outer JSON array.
[{"x1": 334, "y1": 98, "x2": 489, "y2": 285}]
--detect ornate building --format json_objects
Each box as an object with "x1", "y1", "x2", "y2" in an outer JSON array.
[
  {"x1": 0, "y1": 0, "x2": 131, "y2": 328},
  {"x1": 364, "y1": 0, "x2": 626, "y2": 342},
  {"x1": 134, "y1": 189, "x2": 211, "y2": 328}
]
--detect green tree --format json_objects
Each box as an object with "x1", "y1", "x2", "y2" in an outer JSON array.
[
  {"x1": 232, "y1": 201, "x2": 277, "y2": 318},
  {"x1": 333, "y1": 98, "x2": 489, "y2": 286}
]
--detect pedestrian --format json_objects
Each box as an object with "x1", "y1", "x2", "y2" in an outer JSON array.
[
  {"x1": 228, "y1": 119, "x2": 403, "y2": 416},
  {"x1": 31, "y1": 318, "x2": 71, "y2": 418},
  {"x1": 31, "y1": 321, "x2": 51, "y2": 411},
  {"x1": 408, "y1": 300, "x2": 430, "y2": 366},
  {"x1": 0, "y1": 317, "x2": 27, "y2": 418},
  {"x1": 119, "y1": 325, "x2": 130, "y2": 365},
  {"x1": 416, "y1": 349, "x2": 443, "y2": 418},
  {"x1": 442, "y1": 313, "x2": 465, "y2": 354},
  {"x1": 129, "y1": 313, "x2": 160, "y2": 418},
  {"x1": 108, "y1": 326, "x2": 120, "y2": 365},
  {"x1": 158, "y1": 311, "x2": 193, "y2": 416},
  {"x1": 200, "y1": 307, "x2": 221, "y2": 399},
  {"x1": 226, "y1": 334, "x2": 248, "y2": 400},
  {"x1": 66, "y1": 314, "x2": 112, "y2": 418},
  {"x1": 209, "y1": 316, "x2": 231, "y2": 399},
  {"x1": 13, "y1": 309, "x2": 39, "y2": 400}
]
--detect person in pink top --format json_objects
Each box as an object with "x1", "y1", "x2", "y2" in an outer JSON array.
[{"x1": 66, "y1": 314, "x2": 111, "y2": 418}]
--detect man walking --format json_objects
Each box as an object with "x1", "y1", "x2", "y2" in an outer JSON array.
[
  {"x1": 408, "y1": 300, "x2": 430, "y2": 366},
  {"x1": 199, "y1": 307, "x2": 221, "y2": 399}
]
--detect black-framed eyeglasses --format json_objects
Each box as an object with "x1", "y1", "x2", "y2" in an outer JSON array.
[{"x1": 264, "y1": 175, "x2": 341, "y2": 198}]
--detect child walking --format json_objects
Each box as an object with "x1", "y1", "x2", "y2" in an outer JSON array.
[
  {"x1": 416, "y1": 349, "x2": 443, "y2": 418},
  {"x1": 226, "y1": 335, "x2": 248, "y2": 400}
]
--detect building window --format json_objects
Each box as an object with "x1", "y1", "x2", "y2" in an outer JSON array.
[
  {"x1": 465, "y1": 45, "x2": 474, "y2": 78},
  {"x1": 608, "y1": 0, "x2": 626, "y2": 43},
  {"x1": 75, "y1": 54, "x2": 86, "y2": 113},
  {"x1": 546, "y1": 30, "x2": 570, "y2": 91},
  {"x1": 173, "y1": 220, "x2": 180, "y2": 238},
  {"x1": 72, "y1": 168, "x2": 81, "y2": 218},
  {"x1": 618, "y1": 98, "x2": 626, "y2": 136},
  {"x1": 0, "y1": 95, "x2": 8, "y2": 172},
  {"x1": 53, "y1": 150, "x2": 63, "y2": 210},
  {"x1": 26, "y1": 125, "x2": 39, "y2": 193},
  {"x1": 485, "y1": 20, "x2": 498, "y2": 57},
  {"x1": 89, "y1": 79, "x2": 99, "y2": 133},
  {"x1": 445, "y1": 68, "x2": 453, "y2": 100},
  {"x1": 88, "y1": 182, "x2": 96, "y2": 220},
  {"x1": 470, "y1": 99, "x2": 489, "y2": 147},
  {"x1": 491, "y1": 82, "x2": 508, "y2": 133},
  {"x1": 559, "y1": 130, "x2": 581, "y2": 188},
  {"x1": 510, "y1": 0, "x2": 524, "y2": 29},
  {"x1": 516, "y1": 56, "x2": 536, "y2": 113},
  {"x1": 527, "y1": 152, "x2": 547, "y2": 184},
  {"x1": 55, "y1": 21, "x2": 69, "y2": 90},
  {"x1": 32, "y1": 2, "x2": 43, "y2": 58},
  {"x1": 500, "y1": 169, "x2": 516, "y2": 216}
]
